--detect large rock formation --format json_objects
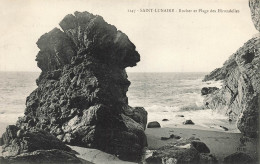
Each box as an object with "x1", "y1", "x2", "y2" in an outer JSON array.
[
  {"x1": 14, "y1": 11, "x2": 147, "y2": 161},
  {"x1": 203, "y1": 1, "x2": 260, "y2": 138}
]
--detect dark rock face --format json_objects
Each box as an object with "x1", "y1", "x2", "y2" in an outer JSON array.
[
  {"x1": 223, "y1": 152, "x2": 253, "y2": 164},
  {"x1": 15, "y1": 11, "x2": 147, "y2": 161},
  {"x1": 147, "y1": 121, "x2": 161, "y2": 128},
  {"x1": 249, "y1": 0, "x2": 260, "y2": 32},
  {"x1": 203, "y1": 35, "x2": 260, "y2": 137},
  {"x1": 0, "y1": 125, "x2": 83, "y2": 164},
  {"x1": 201, "y1": 87, "x2": 219, "y2": 96}
]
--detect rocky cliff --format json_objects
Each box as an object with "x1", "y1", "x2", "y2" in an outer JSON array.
[
  {"x1": 249, "y1": 0, "x2": 260, "y2": 32},
  {"x1": 203, "y1": 0, "x2": 260, "y2": 138},
  {"x1": 8, "y1": 11, "x2": 147, "y2": 161}
]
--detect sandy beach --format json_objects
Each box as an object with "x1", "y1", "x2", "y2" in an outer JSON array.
[
  {"x1": 68, "y1": 124, "x2": 258, "y2": 163},
  {"x1": 0, "y1": 123, "x2": 258, "y2": 163},
  {"x1": 145, "y1": 125, "x2": 258, "y2": 163}
]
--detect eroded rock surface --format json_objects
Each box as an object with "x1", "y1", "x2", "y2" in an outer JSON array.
[{"x1": 14, "y1": 11, "x2": 147, "y2": 161}]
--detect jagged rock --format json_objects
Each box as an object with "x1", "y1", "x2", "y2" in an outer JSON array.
[
  {"x1": 223, "y1": 152, "x2": 253, "y2": 164},
  {"x1": 147, "y1": 121, "x2": 161, "y2": 128},
  {"x1": 183, "y1": 119, "x2": 195, "y2": 125},
  {"x1": 203, "y1": 33, "x2": 260, "y2": 137},
  {"x1": 1, "y1": 126, "x2": 72, "y2": 157},
  {"x1": 0, "y1": 126, "x2": 86, "y2": 164},
  {"x1": 201, "y1": 87, "x2": 219, "y2": 95},
  {"x1": 249, "y1": 0, "x2": 260, "y2": 32},
  {"x1": 15, "y1": 11, "x2": 147, "y2": 161}
]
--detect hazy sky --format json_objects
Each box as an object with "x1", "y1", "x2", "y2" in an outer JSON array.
[{"x1": 0, "y1": 0, "x2": 258, "y2": 72}]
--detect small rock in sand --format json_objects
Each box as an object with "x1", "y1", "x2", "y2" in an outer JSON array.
[
  {"x1": 183, "y1": 120, "x2": 195, "y2": 125},
  {"x1": 161, "y1": 134, "x2": 181, "y2": 140},
  {"x1": 175, "y1": 115, "x2": 184, "y2": 117},
  {"x1": 147, "y1": 121, "x2": 161, "y2": 128},
  {"x1": 220, "y1": 125, "x2": 228, "y2": 131},
  {"x1": 170, "y1": 134, "x2": 181, "y2": 139},
  {"x1": 162, "y1": 119, "x2": 169, "y2": 121}
]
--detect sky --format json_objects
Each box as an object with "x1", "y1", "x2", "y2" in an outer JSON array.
[{"x1": 0, "y1": 0, "x2": 258, "y2": 72}]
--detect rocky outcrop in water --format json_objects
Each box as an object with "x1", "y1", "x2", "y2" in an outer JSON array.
[
  {"x1": 203, "y1": 1, "x2": 260, "y2": 138},
  {"x1": 11, "y1": 11, "x2": 147, "y2": 161}
]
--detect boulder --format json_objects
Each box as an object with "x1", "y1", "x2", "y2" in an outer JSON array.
[
  {"x1": 183, "y1": 119, "x2": 195, "y2": 125},
  {"x1": 1, "y1": 150, "x2": 85, "y2": 164},
  {"x1": 145, "y1": 139, "x2": 212, "y2": 164},
  {"x1": 15, "y1": 11, "x2": 147, "y2": 161},
  {"x1": 0, "y1": 125, "x2": 86, "y2": 164},
  {"x1": 147, "y1": 121, "x2": 161, "y2": 128},
  {"x1": 191, "y1": 141, "x2": 210, "y2": 153},
  {"x1": 1, "y1": 126, "x2": 72, "y2": 154},
  {"x1": 223, "y1": 152, "x2": 253, "y2": 164},
  {"x1": 145, "y1": 145, "x2": 200, "y2": 164}
]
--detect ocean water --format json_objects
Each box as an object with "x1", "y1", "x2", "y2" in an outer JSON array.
[
  {"x1": 0, "y1": 72, "x2": 236, "y2": 134},
  {"x1": 127, "y1": 72, "x2": 234, "y2": 130},
  {"x1": 0, "y1": 72, "x2": 39, "y2": 132}
]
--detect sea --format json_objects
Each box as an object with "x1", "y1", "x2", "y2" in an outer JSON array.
[{"x1": 0, "y1": 72, "x2": 237, "y2": 135}]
